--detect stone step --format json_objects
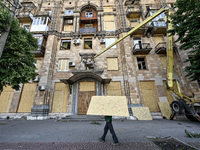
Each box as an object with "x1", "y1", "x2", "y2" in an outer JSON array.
[
  {"x1": 58, "y1": 115, "x2": 104, "y2": 121},
  {"x1": 151, "y1": 112, "x2": 163, "y2": 120}
]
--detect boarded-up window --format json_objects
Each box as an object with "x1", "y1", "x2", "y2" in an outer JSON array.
[
  {"x1": 52, "y1": 83, "x2": 69, "y2": 113},
  {"x1": 103, "y1": 7, "x2": 113, "y2": 12},
  {"x1": 140, "y1": 81, "x2": 160, "y2": 112},
  {"x1": 154, "y1": 37, "x2": 163, "y2": 44},
  {"x1": 107, "y1": 57, "x2": 118, "y2": 70},
  {"x1": 17, "y1": 83, "x2": 37, "y2": 113},
  {"x1": 160, "y1": 56, "x2": 167, "y2": 68},
  {"x1": 57, "y1": 59, "x2": 69, "y2": 71},
  {"x1": 63, "y1": 18, "x2": 73, "y2": 32},
  {"x1": 104, "y1": 15, "x2": 115, "y2": 31},
  {"x1": 130, "y1": 20, "x2": 139, "y2": 27},
  {"x1": 105, "y1": 38, "x2": 116, "y2": 48},
  {"x1": 106, "y1": 81, "x2": 121, "y2": 96},
  {"x1": 0, "y1": 86, "x2": 14, "y2": 113}
]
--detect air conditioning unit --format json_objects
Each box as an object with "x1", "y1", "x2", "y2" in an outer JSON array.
[
  {"x1": 39, "y1": 85, "x2": 46, "y2": 91},
  {"x1": 69, "y1": 62, "x2": 75, "y2": 67},
  {"x1": 73, "y1": 39, "x2": 80, "y2": 45},
  {"x1": 100, "y1": 39, "x2": 105, "y2": 44},
  {"x1": 33, "y1": 76, "x2": 40, "y2": 82}
]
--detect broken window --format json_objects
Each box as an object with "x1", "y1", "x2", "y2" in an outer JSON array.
[
  {"x1": 137, "y1": 57, "x2": 147, "y2": 70},
  {"x1": 60, "y1": 40, "x2": 71, "y2": 50},
  {"x1": 84, "y1": 38, "x2": 92, "y2": 49}
]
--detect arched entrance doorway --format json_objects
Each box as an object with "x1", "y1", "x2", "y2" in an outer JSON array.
[{"x1": 62, "y1": 72, "x2": 111, "y2": 115}]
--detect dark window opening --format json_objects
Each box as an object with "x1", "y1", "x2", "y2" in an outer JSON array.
[
  {"x1": 60, "y1": 40, "x2": 71, "y2": 50},
  {"x1": 137, "y1": 58, "x2": 147, "y2": 70},
  {"x1": 84, "y1": 38, "x2": 92, "y2": 49}
]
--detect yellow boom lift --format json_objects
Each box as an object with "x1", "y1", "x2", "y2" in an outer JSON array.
[{"x1": 92, "y1": 7, "x2": 200, "y2": 121}]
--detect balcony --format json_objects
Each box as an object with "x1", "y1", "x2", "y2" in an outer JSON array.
[
  {"x1": 16, "y1": 11, "x2": 34, "y2": 22},
  {"x1": 32, "y1": 44, "x2": 45, "y2": 57},
  {"x1": 126, "y1": 7, "x2": 141, "y2": 18},
  {"x1": 30, "y1": 17, "x2": 50, "y2": 32},
  {"x1": 133, "y1": 43, "x2": 152, "y2": 54},
  {"x1": 149, "y1": 20, "x2": 167, "y2": 35},
  {"x1": 125, "y1": 0, "x2": 140, "y2": 5},
  {"x1": 155, "y1": 42, "x2": 166, "y2": 54},
  {"x1": 80, "y1": 28, "x2": 97, "y2": 34}
]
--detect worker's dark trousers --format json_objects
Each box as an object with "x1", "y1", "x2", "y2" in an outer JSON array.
[{"x1": 101, "y1": 120, "x2": 119, "y2": 143}]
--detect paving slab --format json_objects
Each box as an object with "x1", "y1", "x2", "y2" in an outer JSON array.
[{"x1": 0, "y1": 118, "x2": 200, "y2": 150}]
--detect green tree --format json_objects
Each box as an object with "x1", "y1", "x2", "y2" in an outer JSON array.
[
  {"x1": 0, "y1": 18, "x2": 38, "y2": 92},
  {"x1": 0, "y1": 0, "x2": 11, "y2": 33},
  {"x1": 168, "y1": 0, "x2": 200, "y2": 81}
]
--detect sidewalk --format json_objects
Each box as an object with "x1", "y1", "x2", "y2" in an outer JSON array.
[{"x1": 0, "y1": 118, "x2": 200, "y2": 150}]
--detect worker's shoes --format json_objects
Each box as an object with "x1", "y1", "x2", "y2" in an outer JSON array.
[
  {"x1": 98, "y1": 138, "x2": 105, "y2": 143},
  {"x1": 112, "y1": 142, "x2": 120, "y2": 146}
]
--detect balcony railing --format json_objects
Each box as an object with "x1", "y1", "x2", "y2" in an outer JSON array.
[
  {"x1": 155, "y1": 42, "x2": 166, "y2": 54},
  {"x1": 16, "y1": 11, "x2": 34, "y2": 21},
  {"x1": 32, "y1": 44, "x2": 45, "y2": 57},
  {"x1": 80, "y1": 28, "x2": 97, "y2": 33},
  {"x1": 149, "y1": 20, "x2": 166, "y2": 27},
  {"x1": 133, "y1": 43, "x2": 152, "y2": 54},
  {"x1": 125, "y1": 0, "x2": 140, "y2": 5}
]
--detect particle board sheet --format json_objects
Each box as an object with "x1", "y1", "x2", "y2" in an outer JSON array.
[
  {"x1": 79, "y1": 81, "x2": 95, "y2": 92},
  {"x1": 87, "y1": 96, "x2": 129, "y2": 117},
  {"x1": 104, "y1": 15, "x2": 114, "y2": 21},
  {"x1": 140, "y1": 81, "x2": 160, "y2": 112},
  {"x1": 158, "y1": 102, "x2": 172, "y2": 119},
  {"x1": 103, "y1": 7, "x2": 113, "y2": 12},
  {"x1": 105, "y1": 21, "x2": 115, "y2": 31},
  {"x1": 107, "y1": 58, "x2": 118, "y2": 70},
  {"x1": 17, "y1": 83, "x2": 37, "y2": 113},
  {"x1": 132, "y1": 107, "x2": 152, "y2": 120},
  {"x1": 0, "y1": 90, "x2": 14, "y2": 113},
  {"x1": 106, "y1": 82, "x2": 121, "y2": 96},
  {"x1": 52, "y1": 83, "x2": 68, "y2": 113}
]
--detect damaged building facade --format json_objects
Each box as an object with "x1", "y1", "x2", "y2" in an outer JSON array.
[{"x1": 0, "y1": 0, "x2": 200, "y2": 119}]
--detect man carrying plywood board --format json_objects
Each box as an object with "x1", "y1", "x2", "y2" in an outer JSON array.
[{"x1": 87, "y1": 96, "x2": 129, "y2": 146}]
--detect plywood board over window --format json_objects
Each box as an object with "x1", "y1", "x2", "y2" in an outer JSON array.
[
  {"x1": 103, "y1": 7, "x2": 113, "y2": 12},
  {"x1": 106, "y1": 81, "x2": 121, "y2": 96},
  {"x1": 0, "y1": 86, "x2": 14, "y2": 113},
  {"x1": 154, "y1": 36, "x2": 163, "y2": 44},
  {"x1": 52, "y1": 82, "x2": 69, "y2": 113},
  {"x1": 17, "y1": 83, "x2": 37, "y2": 113},
  {"x1": 107, "y1": 58, "x2": 118, "y2": 70},
  {"x1": 104, "y1": 15, "x2": 115, "y2": 31},
  {"x1": 140, "y1": 81, "x2": 160, "y2": 112}
]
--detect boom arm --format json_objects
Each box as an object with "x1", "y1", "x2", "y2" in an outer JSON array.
[{"x1": 93, "y1": 7, "x2": 167, "y2": 59}]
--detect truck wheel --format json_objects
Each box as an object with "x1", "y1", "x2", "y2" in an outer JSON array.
[{"x1": 171, "y1": 101, "x2": 185, "y2": 114}]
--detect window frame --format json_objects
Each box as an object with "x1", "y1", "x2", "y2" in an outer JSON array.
[
  {"x1": 60, "y1": 39, "x2": 71, "y2": 50},
  {"x1": 57, "y1": 59, "x2": 69, "y2": 72},
  {"x1": 85, "y1": 11, "x2": 93, "y2": 18},
  {"x1": 84, "y1": 38, "x2": 93, "y2": 49},
  {"x1": 137, "y1": 57, "x2": 147, "y2": 70}
]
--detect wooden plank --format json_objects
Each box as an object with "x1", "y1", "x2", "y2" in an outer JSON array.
[
  {"x1": 132, "y1": 107, "x2": 152, "y2": 120},
  {"x1": 87, "y1": 96, "x2": 129, "y2": 117},
  {"x1": 158, "y1": 102, "x2": 172, "y2": 119}
]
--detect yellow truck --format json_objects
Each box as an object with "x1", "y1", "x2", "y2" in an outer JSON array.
[{"x1": 92, "y1": 7, "x2": 200, "y2": 121}]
